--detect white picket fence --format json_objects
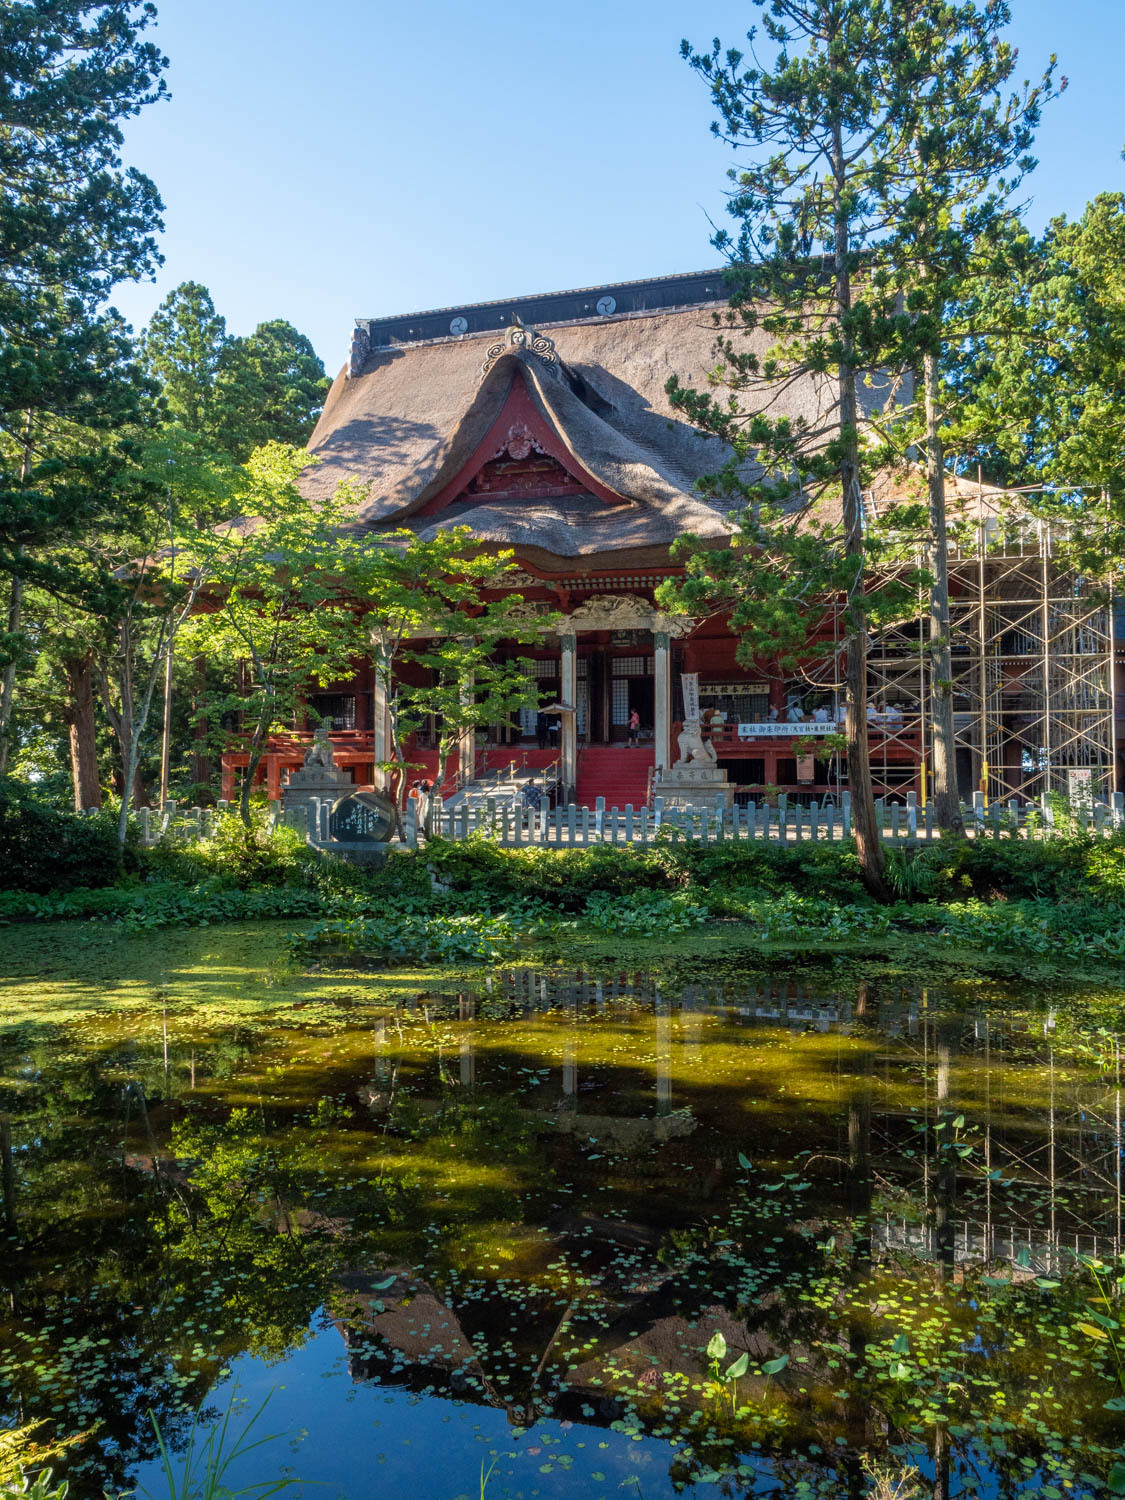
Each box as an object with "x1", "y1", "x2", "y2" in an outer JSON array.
[
  {"x1": 407, "y1": 788, "x2": 1125, "y2": 848},
  {"x1": 102, "y1": 788, "x2": 1125, "y2": 850}
]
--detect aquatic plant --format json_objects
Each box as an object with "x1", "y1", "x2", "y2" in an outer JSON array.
[
  {"x1": 142, "y1": 1390, "x2": 301, "y2": 1500},
  {"x1": 0, "y1": 1472, "x2": 69, "y2": 1500},
  {"x1": 1075, "y1": 1253, "x2": 1125, "y2": 1405},
  {"x1": 4, "y1": 921, "x2": 1125, "y2": 1496},
  {"x1": 580, "y1": 890, "x2": 708, "y2": 935},
  {"x1": 288, "y1": 910, "x2": 524, "y2": 964}
]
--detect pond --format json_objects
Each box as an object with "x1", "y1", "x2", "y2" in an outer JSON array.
[{"x1": 1, "y1": 923, "x2": 1123, "y2": 1499}]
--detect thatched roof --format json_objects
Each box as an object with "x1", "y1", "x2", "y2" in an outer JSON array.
[{"x1": 301, "y1": 272, "x2": 911, "y2": 568}]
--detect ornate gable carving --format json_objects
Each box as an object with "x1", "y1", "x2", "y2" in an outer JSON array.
[
  {"x1": 567, "y1": 593, "x2": 654, "y2": 631},
  {"x1": 347, "y1": 323, "x2": 370, "y2": 379},
  {"x1": 563, "y1": 593, "x2": 698, "y2": 638},
  {"x1": 465, "y1": 436, "x2": 588, "y2": 502},
  {"x1": 416, "y1": 368, "x2": 628, "y2": 519},
  {"x1": 481, "y1": 319, "x2": 560, "y2": 382}
]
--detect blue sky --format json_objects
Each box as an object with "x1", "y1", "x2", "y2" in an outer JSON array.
[{"x1": 112, "y1": 0, "x2": 1124, "y2": 373}]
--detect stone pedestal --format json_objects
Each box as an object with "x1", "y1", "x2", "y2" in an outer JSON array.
[
  {"x1": 281, "y1": 725, "x2": 355, "y2": 830},
  {"x1": 653, "y1": 763, "x2": 735, "y2": 810},
  {"x1": 316, "y1": 841, "x2": 390, "y2": 867}
]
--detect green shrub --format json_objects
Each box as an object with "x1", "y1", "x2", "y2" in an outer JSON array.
[
  {"x1": 0, "y1": 777, "x2": 125, "y2": 893},
  {"x1": 424, "y1": 836, "x2": 871, "y2": 909},
  {"x1": 139, "y1": 809, "x2": 434, "y2": 906},
  {"x1": 931, "y1": 835, "x2": 1091, "y2": 901},
  {"x1": 426, "y1": 839, "x2": 677, "y2": 909},
  {"x1": 884, "y1": 846, "x2": 941, "y2": 901},
  {"x1": 1084, "y1": 841, "x2": 1125, "y2": 901},
  {"x1": 142, "y1": 808, "x2": 311, "y2": 888}
]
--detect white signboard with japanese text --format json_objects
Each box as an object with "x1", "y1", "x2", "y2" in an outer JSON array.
[
  {"x1": 681, "y1": 673, "x2": 700, "y2": 722},
  {"x1": 1068, "y1": 767, "x2": 1094, "y2": 810},
  {"x1": 736, "y1": 722, "x2": 838, "y2": 739}
]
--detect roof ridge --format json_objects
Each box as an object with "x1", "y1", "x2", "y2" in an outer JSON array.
[
  {"x1": 361, "y1": 267, "x2": 727, "y2": 325},
  {"x1": 352, "y1": 269, "x2": 732, "y2": 361}
]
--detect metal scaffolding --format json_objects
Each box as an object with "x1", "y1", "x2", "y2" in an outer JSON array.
[{"x1": 862, "y1": 500, "x2": 1117, "y2": 804}]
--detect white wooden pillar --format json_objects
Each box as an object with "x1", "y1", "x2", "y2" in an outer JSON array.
[
  {"x1": 372, "y1": 670, "x2": 389, "y2": 792},
  {"x1": 563, "y1": 990, "x2": 577, "y2": 1101},
  {"x1": 560, "y1": 632, "x2": 577, "y2": 802},
  {"x1": 653, "y1": 629, "x2": 671, "y2": 772},
  {"x1": 459, "y1": 1036, "x2": 475, "y2": 1088}
]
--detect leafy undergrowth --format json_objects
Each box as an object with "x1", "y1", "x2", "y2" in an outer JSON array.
[
  {"x1": 288, "y1": 892, "x2": 1125, "y2": 972},
  {"x1": 4, "y1": 874, "x2": 1125, "y2": 977},
  {"x1": 2, "y1": 826, "x2": 1125, "y2": 974},
  {"x1": 0, "y1": 879, "x2": 330, "y2": 930}
]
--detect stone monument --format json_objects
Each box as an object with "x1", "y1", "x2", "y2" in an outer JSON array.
[
  {"x1": 330, "y1": 790, "x2": 395, "y2": 844},
  {"x1": 652, "y1": 719, "x2": 735, "y2": 810}
]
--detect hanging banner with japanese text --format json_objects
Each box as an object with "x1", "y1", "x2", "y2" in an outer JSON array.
[{"x1": 681, "y1": 673, "x2": 700, "y2": 722}]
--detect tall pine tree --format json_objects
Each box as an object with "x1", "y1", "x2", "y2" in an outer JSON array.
[
  {"x1": 668, "y1": 0, "x2": 911, "y2": 898},
  {"x1": 873, "y1": 0, "x2": 1059, "y2": 830}
]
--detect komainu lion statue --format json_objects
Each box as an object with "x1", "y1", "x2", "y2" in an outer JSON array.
[
  {"x1": 676, "y1": 719, "x2": 717, "y2": 766},
  {"x1": 304, "y1": 721, "x2": 336, "y2": 768}
]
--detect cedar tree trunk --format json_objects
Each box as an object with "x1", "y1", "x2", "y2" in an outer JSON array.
[{"x1": 64, "y1": 654, "x2": 101, "y2": 810}]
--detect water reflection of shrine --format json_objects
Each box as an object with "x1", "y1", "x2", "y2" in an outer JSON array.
[
  {"x1": 372, "y1": 971, "x2": 1124, "y2": 1264},
  {"x1": 332, "y1": 978, "x2": 1125, "y2": 1466}
]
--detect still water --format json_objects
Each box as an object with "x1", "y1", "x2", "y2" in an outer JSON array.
[{"x1": 1, "y1": 926, "x2": 1123, "y2": 1498}]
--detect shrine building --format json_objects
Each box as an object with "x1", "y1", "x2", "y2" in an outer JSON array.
[{"x1": 220, "y1": 271, "x2": 1118, "y2": 811}]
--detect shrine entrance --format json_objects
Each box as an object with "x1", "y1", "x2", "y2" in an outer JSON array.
[
  {"x1": 580, "y1": 642, "x2": 655, "y2": 746},
  {"x1": 615, "y1": 675, "x2": 654, "y2": 745}
]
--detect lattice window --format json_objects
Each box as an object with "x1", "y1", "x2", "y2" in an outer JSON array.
[
  {"x1": 530, "y1": 657, "x2": 587, "y2": 678},
  {"x1": 611, "y1": 656, "x2": 647, "y2": 677},
  {"x1": 611, "y1": 680, "x2": 630, "y2": 724},
  {"x1": 701, "y1": 686, "x2": 771, "y2": 722},
  {"x1": 309, "y1": 694, "x2": 356, "y2": 731}
]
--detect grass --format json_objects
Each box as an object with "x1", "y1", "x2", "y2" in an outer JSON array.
[{"x1": 142, "y1": 1390, "x2": 301, "y2": 1500}]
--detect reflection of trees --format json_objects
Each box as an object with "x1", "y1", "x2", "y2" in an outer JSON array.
[
  {"x1": 628, "y1": 1006, "x2": 1121, "y2": 1498},
  {"x1": 0, "y1": 1036, "x2": 392, "y2": 1494}
]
